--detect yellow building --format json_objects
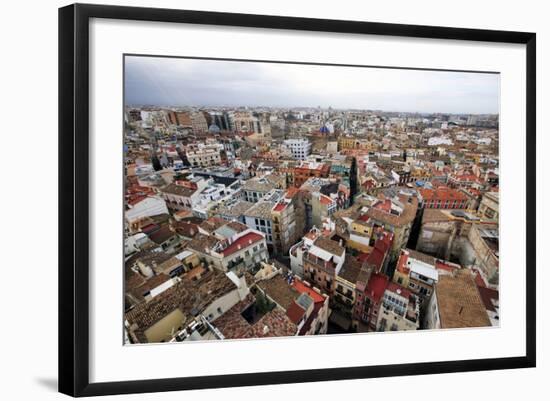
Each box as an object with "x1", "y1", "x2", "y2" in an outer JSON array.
[{"x1": 346, "y1": 218, "x2": 374, "y2": 253}]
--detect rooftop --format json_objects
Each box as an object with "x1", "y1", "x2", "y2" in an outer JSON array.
[
  {"x1": 365, "y1": 272, "x2": 389, "y2": 303},
  {"x1": 125, "y1": 269, "x2": 237, "y2": 342},
  {"x1": 216, "y1": 200, "x2": 254, "y2": 217},
  {"x1": 186, "y1": 233, "x2": 219, "y2": 255},
  {"x1": 242, "y1": 177, "x2": 278, "y2": 193},
  {"x1": 161, "y1": 183, "x2": 196, "y2": 197},
  {"x1": 338, "y1": 255, "x2": 362, "y2": 284},
  {"x1": 199, "y1": 216, "x2": 227, "y2": 234},
  {"x1": 257, "y1": 275, "x2": 300, "y2": 310},
  {"x1": 366, "y1": 194, "x2": 418, "y2": 227},
  {"x1": 245, "y1": 201, "x2": 276, "y2": 219},
  {"x1": 419, "y1": 186, "x2": 468, "y2": 202},
  {"x1": 313, "y1": 237, "x2": 345, "y2": 257},
  {"x1": 213, "y1": 294, "x2": 297, "y2": 339},
  {"x1": 148, "y1": 225, "x2": 176, "y2": 245},
  {"x1": 436, "y1": 269, "x2": 491, "y2": 329},
  {"x1": 221, "y1": 232, "x2": 265, "y2": 257}
]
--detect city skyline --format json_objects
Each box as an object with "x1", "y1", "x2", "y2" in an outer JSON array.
[{"x1": 125, "y1": 56, "x2": 500, "y2": 114}]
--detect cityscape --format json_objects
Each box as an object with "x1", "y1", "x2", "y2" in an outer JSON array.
[{"x1": 123, "y1": 57, "x2": 499, "y2": 344}]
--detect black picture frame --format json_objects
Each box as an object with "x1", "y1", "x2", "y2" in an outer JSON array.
[{"x1": 59, "y1": 3, "x2": 536, "y2": 397}]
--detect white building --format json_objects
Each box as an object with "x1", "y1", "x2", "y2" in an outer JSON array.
[
  {"x1": 427, "y1": 136, "x2": 454, "y2": 146},
  {"x1": 376, "y1": 284, "x2": 420, "y2": 331},
  {"x1": 283, "y1": 138, "x2": 312, "y2": 160},
  {"x1": 289, "y1": 228, "x2": 321, "y2": 278}
]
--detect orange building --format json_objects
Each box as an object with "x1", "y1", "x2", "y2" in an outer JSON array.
[
  {"x1": 293, "y1": 161, "x2": 330, "y2": 187},
  {"x1": 419, "y1": 186, "x2": 468, "y2": 209}
]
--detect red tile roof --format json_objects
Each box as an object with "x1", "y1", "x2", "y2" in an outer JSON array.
[
  {"x1": 292, "y1": 280, "x2": 325, "y2": 304},
  {"x1": 366, "y1": 232, "x2": 393, "y2": 271},
  {"x1": 221, "y1": 232, "x2": 264, "y2": 256},
  {"x1": 365, "y1": 273, "x2": 389, "y2": 303},
  {"x1": 286, "y1": 301, "x2": 306, "y2": 324},
  {"x1": 386, "y1": 282, "x2": 411, "y2": 299},
  {"x1": 419, "y1": 186, "x2": 468, "y2": 202},
  {"x1": 273, "y1": 202, "x2": 287, "y2": 212}
]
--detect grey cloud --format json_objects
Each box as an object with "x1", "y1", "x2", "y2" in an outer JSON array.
[{"x1": 124, "y1": 56, "x2": 499, "y2": 113}]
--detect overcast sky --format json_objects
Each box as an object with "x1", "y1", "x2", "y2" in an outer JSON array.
[{"x1": 125, "y1": 56, "x2": 499, "y2": 114}]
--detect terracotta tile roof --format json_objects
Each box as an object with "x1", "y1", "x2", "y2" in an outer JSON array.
[
  {"x1": 313, "y1": 237, "x2": 345, "y2": 257},
  {"x1": 286, "y1": 301, "x2": 306, "y2": 324},
  {"x1": 366, "y1": 195, "x2": 418, "y2": 227},
  {"x1": 174, "y1": 220, "x2": 199, "y2": 238},
  {"x1": 419, "y1": 186, "x2": 468, "y2": 202},
  {"x1": 214, "y1": 294, "x2": 297, "y2": 339},
  {"x1": 241, "y1": 309, "x2": 297, "y2": 338},
  {"x1": 404, "y1": 248, "x2": 436, "y2": 266},
  {"x1": 338, "y1": 255, "x2": 362, "y2": 284},
  {"x1": 186, "y1": 233, "x2": 219, "y2": 254},
  {"x1": 148, "y1": 225, "x2": 176, "y2": 244},
  {"x1": 199, "y1": 216, "x2": 227, "y2": 234},
  {"x1": 125, "y1": 270, "x2": 147, "y2": 292},
  {"x1": 125, "y1": 270, "x2": 237, "y2": 341},
  {"x1": 161, "y1": 183, "x2": 196, "y2": 197},
  {"x1": 257, "y1": 275, "x2": 300, "y2": 310},
  {"x1": 139, "y1": 273, "x2": 172, "y2": 294},
  {"x1": 212, "y1": 295, "x2": 255, "y2": 338},
  {"x1": 436, "y1": 269, "x2": 491, "y2": 328}
]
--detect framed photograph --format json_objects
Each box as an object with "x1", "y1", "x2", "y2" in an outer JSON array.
[{"x1": 58, "y1": 3, "x2": 536, "y2": 397}]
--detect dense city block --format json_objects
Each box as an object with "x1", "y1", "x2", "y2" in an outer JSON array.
[{"x1": 123, "y1": 106, "x2": 499, "y2": 343}]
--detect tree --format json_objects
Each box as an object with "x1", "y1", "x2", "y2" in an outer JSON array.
[
  {"x1": 349, "y1": 156, "x2": 358, "y2": 205},
  {"x1": 151, "y1": 154, "x2": 162, "y2": 171}
]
